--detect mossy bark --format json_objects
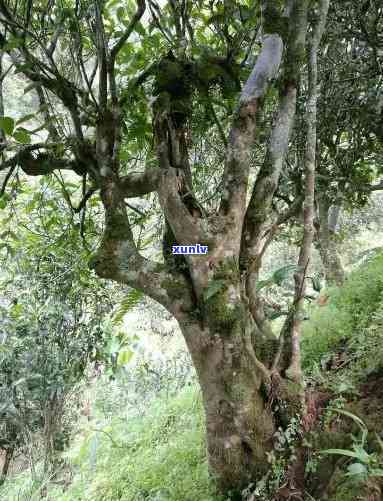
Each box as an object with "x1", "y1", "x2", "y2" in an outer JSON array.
[
  {"x1": 175, "y1": 268, "x2": 305, "y2": 494},
  {"x1": 179, "y1": 316, "x2": 276, "y2": 493},
  {"x1": 90, "y1": 0, "x2": 313, "y2": 495}
]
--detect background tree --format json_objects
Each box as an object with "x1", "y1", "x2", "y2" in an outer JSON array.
[
  {"x1": 0, "y1": 179, "x2": 120, "y2": 483},
  {"x1": 313, "y1": 0, "x2": 383, "y2": 285}
]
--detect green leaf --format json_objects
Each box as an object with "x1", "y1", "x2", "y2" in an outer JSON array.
[
  {"x1": 256, "y1": 279, "x2": 273, "y2": 291},
  {"x1": 24, "y1": 82, "x2": 41, "y2": 94},
  {"x1": 112, "y1": 289, "x2": 143, "y2": 325},
  {"x1": 116, "y1": 6, "x2": 125, "y2": 21},
  {"x1": 272, "y1": 265, "x2": 298, "y2": 286},
  {"x1": 321, "y1": 449, "x2": 362, "y2": 459},
  {"x1": 352, "y1": 444, "x2": 370, "y2": 463},
  {"x1": 134, "y1": 22, "x2": 146, "y2": 36},
  {"x1": 10, "y1": 303, "x2": 23, "y2": 318},
  {"x1": 4, "y1": 36, "x2": 24, "y2": 50},
  {"x1": 256, "y1": 265, "x2": 298, "y2": 292},
  {"x1": 268, "y1": 310, "x2": 286, "y2": 320},
  {"x1": 13, "y1": 128, "x2": 32, "y2": 144},
  {"x1": 0, "y1": 230, "x2": 18, "y2": 241},
  {"x1": 0, "y1": 242, "x2": 14, "y2": 256},
  {"x1": 346, "y1": 463, "x2": 367, "y2": 476},
  {"x1": 203, "y1": 279, "x2": 226, "y2": 301},
  {"x1": 117, "y1": 349, "x2": 133, "y2": 366},
  {"x1": 0, "y1": 116, "x2": 15, "y2": 135},
  {"x1": 16, "y1": 113, "x2": 37, "y2": 126},
  {"x1": 328, "y1": 408, "x2": 367, "y2": 433},
  {"x1": 14, "y1": 62, "x2": 33, "y2": 74},
  {"x1": 370, "y1": 468, "x2": 383, "y2": 477},
  {"x1": 37, "y1": 104, "x2": 50, "y2": 114}
]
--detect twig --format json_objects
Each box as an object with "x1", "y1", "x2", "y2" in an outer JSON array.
[
  {"x1": 110, "y1": 0, "x2": 146, "y2": 66},
  {"x1": 206, "y1": 97, "x2": 228, "y2": 148},
  {"x1": 90, "y1": 428, "x2": 126, "y2": 449},
  {"x1": 0, "y1": 165, "x2": 15, "y2": 196},
  {"x1": 125, "y1": 201, "x2": 147, "y2": 218},
  {"x1": 74, "y1": 187, "x2": 97, "y2": 213}
]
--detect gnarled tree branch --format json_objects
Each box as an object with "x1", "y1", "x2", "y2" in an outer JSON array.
[
  {"x1": 91, "y1": 174, "x2": 194, "y2": 314},
  {"x1": 120, "y1": 168, "x2": 160, "y2": 197},
  {"x1": 239, "y1": 0, "x2": 309, "y2": 336},
  {"x1": 218, "y1": 27, "x2": 284, "y2": 246}
]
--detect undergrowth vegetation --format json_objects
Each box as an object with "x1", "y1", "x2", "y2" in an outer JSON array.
[
  {"x1": 2, "y1": 254, "x2": 383, "y2": 500},
  {"x1": 302, "y1": 252, "x2": 383, "y2": 375},
  {"x1": 60, "y1": 386, "x2": 215, "y2": 501},
  {"x1": 1, "y1": 385, "x2": 219, "y2": 501}
]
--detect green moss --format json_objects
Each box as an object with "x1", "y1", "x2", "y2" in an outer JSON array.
[
  {"x1": 160, "y1": 277, "x2": 186, "y2": 298},
  {"x1": 253, "y1": 337, "x2": 279, "y2": 366},
  {"x1": 201, "y1": 258, "x2": 242, "y2": 333},
  {"x1": 232, "y1": 382, "x2": 248, "y2": 401},
  {"x1": 263, "y1": 1, "x2": 288, "y2": 39},
  {"x1": 203, "y1": 288, "x2": 243, "y2": 333},
  {"x1": 213, "y1": 258, "x2": 240, "y2": 279},
  {"x1": 104, "y1": 214, "x2": 131, "y2": 241},
  {"x1": 283, "y1": 43, "x2": 306, "y2": 85}
]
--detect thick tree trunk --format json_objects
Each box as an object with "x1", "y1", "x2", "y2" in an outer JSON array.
[
  {"x1": 178, "y1": 316, "x2": 276, "y2": 492},
  {"x1": 316, "y1": 199, "x2": 345, "y2": 286},
  {"x1": 172, "y1": 264, "x2": 304, "y2": 494}
]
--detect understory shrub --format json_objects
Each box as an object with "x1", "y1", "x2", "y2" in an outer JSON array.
[
  {"x1": 58, "y1": 385, "x2": 219, "y2": 501},
  {"x1": 0, "y1": 386, "x2": 220, "y2": 501}
]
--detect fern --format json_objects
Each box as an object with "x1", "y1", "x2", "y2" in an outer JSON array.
[
  {"x1": 203, "y1": 279, "x2": 226, "y2": 301},
  {"x1": 257, "y1": 264, "x2": 299, "y2": 291},
  {"x1": 112, "y1": 289, "x2": 143, "y2": 325}
]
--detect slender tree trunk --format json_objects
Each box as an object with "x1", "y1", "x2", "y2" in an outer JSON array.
[
  {"x1": 316, "y1": 198, "x2": 345, "y2": 286},
  {"x1": 43, "y1": 396, "x2": 63, "y2": 473},
  {"x1": 0, "y1": 447, "x2": 14, "y2": 486},
  {"x1": 288, "y1": 0, "x2": 329, "y2": 383}
]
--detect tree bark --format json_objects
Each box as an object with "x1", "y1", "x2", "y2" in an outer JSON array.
[
  {"x1": 316, "y1": 197, "x2": 346, "y2": 286},
  {"x1": 92, "y1": 1, "x2": 310, "y2": 493},
  {"x1": 171, "y1": 255, "x2": 306, "y2": 493},
  {"x1": 178, "y1": 316, "x2": 275, "y2": 491},
  {"x1": 0, "y1": 446, "x2": 14, "y2": 486}
]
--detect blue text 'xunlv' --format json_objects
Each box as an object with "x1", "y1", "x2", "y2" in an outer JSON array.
[{"x1": 172, "y1": 245, "x2": 208, "y2": 255}]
